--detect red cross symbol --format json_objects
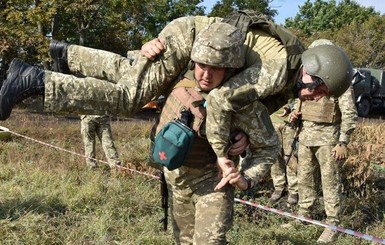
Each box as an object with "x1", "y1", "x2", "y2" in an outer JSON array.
[{"x1": 159, "y1": 151, "x2": 167, "y2": 161}]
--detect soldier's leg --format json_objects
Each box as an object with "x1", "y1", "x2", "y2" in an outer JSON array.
[
  {"x1": 194, "y1": 181, "x2": 234, "y2": 244},
  {"x1": 98, "y1": 117, "x2": 121, "y2": 167},
  {"x1": 282, "y1": 125, "x2": 298, "y2": 202},
  {"x1": 44, "y1": 72, "x2": 125, "y2": 116},
  {"x1": 165, "y1": 170, "x2": 195, "y2": 244},
  {"x1": 233, "y1": 101, "x2": 280, "y2": 183},
  {"x1": 316, "y1": 145, "x2": 341, "y2": 225},
  {"x1": 80, "y1": 117, "x2": 98, "y2": 168},
  {"x1": 270, "y1": 123, "x2": 286, "y2": 201},
  {"x1": 286, "y1": 155, "x2": 298, "y2": 194},
  {"x1": 297, "y1": 145, "x2": 317, "y2": 217},
  {"x1": 67, "y1": 45, "x2": 133, "y2": 82},
  {"x1": 45, "y1": 35, "x2": 190, "y2": 116}
]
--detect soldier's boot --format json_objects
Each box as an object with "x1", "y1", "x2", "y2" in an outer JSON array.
[
  {"x1": 0, "y1": 58, "x2": 45, "y2": 120},
  {"x1": 287, "y1": 193, "x2": 299, "y2": 205},
  {"x1": 317, "y1": 228, "x2": 338, "y2": 243},
  {"x1": 270, "y1": 189, "x2": 285, "y2": 202},
  {"x1": 49, "y1": 40, "x2": 71, "y2": 74}
]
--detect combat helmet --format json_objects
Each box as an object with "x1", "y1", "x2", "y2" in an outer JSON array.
[
  {"x1": 301, "y1": 44, "x2": 353, "y2": 98},
  {"x1": 191, "y1": 22, "x2": 245, "y2": 69}
]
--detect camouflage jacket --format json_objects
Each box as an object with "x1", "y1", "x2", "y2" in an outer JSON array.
[
  {"x1": 205, "y1": 27, "x2": 289, "y2": 157},
  {"x1": 299, "y1": 86, "x2": 358, "y2": 146},
  {"x1": 155, "y1": 16, "x2": 290, "y2": 158}
]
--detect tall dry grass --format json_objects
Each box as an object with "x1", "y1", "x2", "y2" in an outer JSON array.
[{"x1": 0, "y1": 109, "x2": 384, "y2": 244}]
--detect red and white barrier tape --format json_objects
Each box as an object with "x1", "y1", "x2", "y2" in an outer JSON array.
[
  {"x1": 8, "y1": 130, "x2": 159, "y2": 180},
  {"x1": 235, "y1": 198, "x2": 385, "y2": 244},
  {"x1": 5, "y1": 128, "x2": 385, "y2": 243}
]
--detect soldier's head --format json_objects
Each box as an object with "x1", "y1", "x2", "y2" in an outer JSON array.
[
  {"x1": 297, "y1": 40, "x2": 353, "y2": 100},
  {"x1": 191, "y1": 22, "x2": 244, "y2": 91}
]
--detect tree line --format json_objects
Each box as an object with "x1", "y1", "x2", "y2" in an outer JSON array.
[{"x1": 1, "y1": 0, "x2": 384, "y2": 70}]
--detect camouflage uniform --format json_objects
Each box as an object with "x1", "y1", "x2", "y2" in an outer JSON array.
[
  {"x1": 206, "y1": 27, "x2": 288, "y2": 182},
  {"x1": 80, "y1": 115, "x2": 121, "y2": 168},
  {"x1": 153, "y1": 22, "x2": 280, "y2": 244},
  {"x1": 297, "y1": 87, "x2": 357, "y2": 225},
  {"x1": 164, "y1": 155, "x2": 235, "y2": 245},
  {"x1": 44, "y1": 16, "x2": 220, "y2": 116},
  {"x1": 270, "y1": 104, "x2": 298, "y2": 199},
  {"x1": 42, "y1": 15, "x2": 281, "y2": 183},
  {"x1": 160, "y1": 67, "x2": 278, "y2": 244}
]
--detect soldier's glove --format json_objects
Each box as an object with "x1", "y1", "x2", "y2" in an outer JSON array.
[{"x1": 332, "y1": 142, "x2": 348, "y2": 160}]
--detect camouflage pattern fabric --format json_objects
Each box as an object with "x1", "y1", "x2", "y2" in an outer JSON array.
[
  {"x1": 297, "y1": 87, "x2": 358, "y2": 225},
  {"x1": 44, "y1": 16, "x2": 221, "y2": 116},
  {"x1": 232, "y1": 100, "x2": 280, "y2": 183},
  {"x1": 80, "y1": 115, "x2": 121, "y2": 168},
  {"x1": 299, "y1": 87, "x2": 357, "y2": 146},
  {"x1": 44, "y1": 15, "x2": 281, "y2": 184},
  {"x1": 270, "y1": 121, "x2": 298, "y2": 195},
  {"x1": 159, "y1": 75, "x2": 278, "y2": 242},
  {"x1": 206, "y1": 28, "x2": 289, "y2": 158},
  {"x1": 297, "y1": 144, "x2": 341, "y2": 224},
  {"x1": 165, "y1": 164, "x2": 234, "y2": 245},
  {"x1": 159, "y1": 75, "x2": 235, "y2": 244}
]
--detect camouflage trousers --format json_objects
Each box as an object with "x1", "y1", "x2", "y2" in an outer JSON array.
[
  {"x1": 232, "y1": 101, "x2": 280, "y2": 183},
  {"x1": 80, "y1": 115, "x2": 121, "y2": 168},
  {"x1": 270, "y1": 122, "x2": 298, "y2": 195},
  {"x1": 44, "y1": 35, "x2": 191, "y2": 117},
  {"x1": 164, "y1": 164, "x2": 234, "y2": 245},
  {"x1": 297, "y1": 144, "x2": 341, "y2": 225}
]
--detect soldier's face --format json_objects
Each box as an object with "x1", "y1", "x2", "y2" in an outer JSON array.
[
  {"x1": 298, "y1": 68, "x2": 331, "y2": 101},
  {"x1": 195, "y1": 63, "x2": 226, "y2": 91}
]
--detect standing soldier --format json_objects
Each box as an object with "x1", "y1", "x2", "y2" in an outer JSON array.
[
  {"x1": 80, "y1": 115, "x2": 121, "y2": 169},
  {"x1": 269, "y1": 101, "x2": 298, "y2": 204},
  {"x1": 290, "y1": 39, "x2": 358, "y2": 243},
  {"x1": 153, "y1": 22, "x2": 251, "y2": 244}
]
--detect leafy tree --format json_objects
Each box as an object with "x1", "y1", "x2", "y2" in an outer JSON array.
[
  {"x1": 208, "y1": 0, "x2": 277, "y2": 19},
  {"x1": 332, "y1": 15, "x2": 385, "y2": 69},
  {"x1": 0, "y1": 0, "x2": 56, "y2": 67},
  {"x1": 0, "y1": 0, "x2": 204, "y2": 64},
  {"x1": 285, "y1": 0, "x2": 379, "y2": 36}
]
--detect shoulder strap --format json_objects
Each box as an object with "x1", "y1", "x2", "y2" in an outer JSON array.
[{"x1": 173, "y1": 78, "x2": 197, "y2": 89}]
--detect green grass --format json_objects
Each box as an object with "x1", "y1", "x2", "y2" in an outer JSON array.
[{"x1": 0, "y1": 109, "x2": 383, "y2": 244}]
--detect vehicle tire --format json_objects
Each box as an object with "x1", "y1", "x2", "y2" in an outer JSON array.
[{"x1": 357, "y1": 97, "x2": 371, "y2": 117}]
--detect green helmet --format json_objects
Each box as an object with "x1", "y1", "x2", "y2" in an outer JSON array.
[
  {"x1": 308, "y1": 39, "x2": 334, "y2": 49},
  {"x1": 191, "y1": 22, "x2": 245, "y2": 69},
  {"x1": 301, "y1": 44, "x2": 353, "y2": 98}
]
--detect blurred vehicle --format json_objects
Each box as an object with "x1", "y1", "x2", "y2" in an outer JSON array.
[{"x1": 352, "y1": 68, "x2": 385, "y2": 117}]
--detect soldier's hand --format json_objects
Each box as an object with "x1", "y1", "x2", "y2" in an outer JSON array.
[
  {"x1": 214, "y1": 157, "x2": 235, "y2": 191},
  {"x1": 332, "y1": 142, "x2": 348, "y2": 160},
  {"x1": 278, "y1": 106, "x2": 291, "y2": 117},
  {"x1": 216, "y1": 157, "x2": 235, "y2": 173},
  {"x1": 228, "y1": 131, "x2": 249, "y2": 156},
  {"x1": 141, "y1": 38, "x2": 165, "y2": 60},
  {"x1": 289, "y1": 111, "x2": 301, "y2": 124},
  {"x1": 214, "y1": 166, "x2": 250, "y2": 191}
]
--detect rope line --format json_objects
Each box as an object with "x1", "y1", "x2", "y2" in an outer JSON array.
[
  {"x1": 5, "y1": 128, "x2": 385, "y2": 243},
  {"x1": 234, "y1": 198, "x2": 385, "y2": 244},
  {"x1": 8, "y1": 129, "x2": 160, "y2": 180}
]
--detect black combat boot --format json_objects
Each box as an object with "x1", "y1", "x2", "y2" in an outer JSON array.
[
  {"x1": 49, "y1": 40, "x2": 71, "y2": 74},
  {"x1": 0, "y1": 58, "x2": 45, "y2": 120}
]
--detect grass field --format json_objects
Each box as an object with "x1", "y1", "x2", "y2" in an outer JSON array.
[{"x1": 0, "y1": 108, "x2": 384, "y2": 244}]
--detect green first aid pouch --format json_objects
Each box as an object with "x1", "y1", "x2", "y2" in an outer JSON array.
[{"x1": 152, "y1": 120, "x2": 195, "y2": 170}]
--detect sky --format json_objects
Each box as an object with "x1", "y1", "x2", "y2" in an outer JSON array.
[{"x1": 200, "y1": 0, "x2": 385, "y2": 24}]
